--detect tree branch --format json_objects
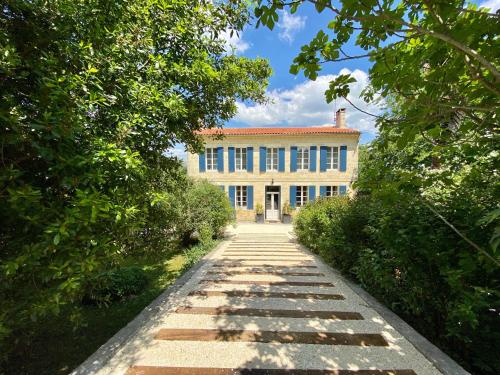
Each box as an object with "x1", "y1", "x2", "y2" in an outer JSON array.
[
  {"x1": 375, "y1": 11, "x2": 500, "y2": 81},
  {"x1": 320, "y1": 53, "x2": 372, "y2": 63},
  {"x1": 464, "y1": 55, "x2": 500, "y2": 96},
  {"x1": 342, "y1": 96, "x2": 388, "y2": 121},
  {"x1": 421, "y1": 198, "x2": 500, "y2": 267},
  {"x1": 306, "y1": 0, "x2": 500, "y2": 81},
  {"x1": 461, "y1": 7, "x2": 500, "y2": 18}
]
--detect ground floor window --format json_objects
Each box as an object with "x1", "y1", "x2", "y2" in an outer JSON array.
[
  {"x1": 326, "y1": 186, "x2": 339, "y2": 197},
  {"x1": 295, "y1": 186, "x2": 308, "y2": 207},
  {"x1": 236, "y1": 186, "x2": 247, "y2": 208}
]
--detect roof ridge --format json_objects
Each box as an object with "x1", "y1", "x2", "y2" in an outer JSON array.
[{"x1": 197, "y1": 126, "x2": 360, "y2": 135}]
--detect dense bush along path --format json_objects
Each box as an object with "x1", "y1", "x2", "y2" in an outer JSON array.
[{"x1": 79, "y1": 224, "x2": 445, "y2": 375}]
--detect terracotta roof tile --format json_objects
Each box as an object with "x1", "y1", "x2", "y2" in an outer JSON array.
[{"x1": 197, "y1": 127, "x2": 360, "y2": 136}]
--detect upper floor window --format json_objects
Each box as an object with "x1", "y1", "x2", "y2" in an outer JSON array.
[
  {"x1": 326, "y1": 147, "x2": 339, "y2": 170},
  {"x1": 296, "y1": 186, "x2": 308, "y2": 207},
  {"x1": 235, "y1": 147, "x2": 247, "y2": 171},
  {"x1": 236, "y1": 186, "x2": 247, "y2": 208},
  {"x1": 325, "y1": 186, "x2": 339, "y2": 197},
  {"x1": 206, "y1": 147, "x2": 218, "y2": 171},
  {"x1": 297, "y1": 147, "x2": 309, "y2": 170},
  {"x1": 266, "y1": 148, "x2": 278, "y2": 171}
]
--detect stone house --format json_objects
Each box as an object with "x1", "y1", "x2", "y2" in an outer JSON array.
[{"x1": 187, "y1": 109, "x2": 360, "y2": 221}]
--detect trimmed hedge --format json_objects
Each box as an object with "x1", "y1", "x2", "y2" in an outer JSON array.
[{"x1": 294, "y1": 195, "x2": 499, "y2": 375}]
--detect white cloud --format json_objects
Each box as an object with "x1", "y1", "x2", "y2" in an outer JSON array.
[
  {"x1": 479, "y1": 0, "x2": 500, "y2": 11},
  {"x1": 219, "y1": 30, "x2": 250, "y2": 54},
  {"x1": 277, "y1": 11, "x2": 306, "y2": 44},
  {"x1": 235, "y1": 69, "x2": 382, "y2": 135},
  {"x1": 166, "y1": 143, "x2": 187, "y2": 161}
]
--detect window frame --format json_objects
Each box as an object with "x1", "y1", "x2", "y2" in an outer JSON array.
[
  {"x1": 295, "y1": 185, "x2": 308, "y2": 207},
  {"x1": 325, "y1": 186, "x2": 339, "y2": 197},
  {"x1": 205, "y1": 147, "x2": 218, "y2": 171},
  {"x1": 326, "y1": 146, "x2": 339, "y2": 170},
  {"x1": 297, "y1": 146, "x2": 309, "y2": 170},
  {"x1": 235, "y1": 147, "x2": 247, "y2": 171},
  {"x1": 236, "y1": 186, "x2": 247, "y2": 209},
  {"x1": 266, "y1": 147, "x2": 279, "y2": 171}
]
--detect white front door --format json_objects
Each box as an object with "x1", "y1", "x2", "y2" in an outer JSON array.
[{"x1": 265, "y1": 192, "x2": 280, "y2": 220}]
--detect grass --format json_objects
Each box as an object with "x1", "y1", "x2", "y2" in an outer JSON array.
[{"x1": 5, "y1": 240, "x2": 218, "y2": 375}]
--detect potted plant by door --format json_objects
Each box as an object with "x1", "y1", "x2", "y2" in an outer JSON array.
[
  {"x1": 282, "y1": 201, "x2": 293, "y2": 223},
  {"x1": 255, "y1": 203, "x2": 264, "y2": 223}
]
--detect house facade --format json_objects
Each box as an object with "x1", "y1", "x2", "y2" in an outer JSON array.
[{"x1": 187, "y1": 109, "x2": 360, "y2": 221}]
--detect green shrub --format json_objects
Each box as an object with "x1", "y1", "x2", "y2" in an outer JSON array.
[
  {"x1": 294, "y1": 194, "x2": 499, "y2": 374},
  {"x1": 294, "y1": 196, "x2": 354, "y2": 272},
  {"x1": 180, "y1": 180, "x2": 233, "y2": 244},
  {"x1": 84, "y1": 266, "x2": 148, "y2": 305},
  {"x1": 181, "y1": 239, "x2": 217, "y2": 272}
]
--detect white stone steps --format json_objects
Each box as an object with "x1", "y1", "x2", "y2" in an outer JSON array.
[
  {"x1": 201, "y1": 274, "x2": 332, "y2": 282},
  {"x1": 183, "y1": 296, "x2": 369, "y2": 312},
  {"x1": 91, "y1": 226, "x2": 444, "y2": 375},
  {"x1": 155, "y1": 313, "x2": 391, "y2": 334},
  {"x1": 120, "y1": 341, "x2": 441, "y2": 374}
]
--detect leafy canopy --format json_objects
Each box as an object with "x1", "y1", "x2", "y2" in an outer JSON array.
[
  {"x1": 0, "y1": 0, "x2": 271, "y2": 349},
  {"x1": 255, "y1": 0, "x2": 499, "y2": 148},
  {"x1": 254, "y1": 0, "x2": 499, "y2": 251},
  {"x1": 255, "y1": 2, "x2": 499, "y2": 372}
]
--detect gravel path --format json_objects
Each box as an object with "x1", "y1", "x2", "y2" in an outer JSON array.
[{"x1": 77, "y1": 223, "x2": 448, "y2": 375}]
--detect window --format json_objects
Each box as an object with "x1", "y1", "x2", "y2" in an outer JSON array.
[
  {"x1": 235, "y1": 147, "x2": 247, "y2": 171},
  {"x1": 326, "y1": 186, "x2": 339, "y2": 197},
  {"x1": 297, "y1": 147, "x2": 309, "y2": 170},
  {"x1": 296, "y1": 186, "x2": 308, "y2": 207},
  {"x1": 236, "y1": 186, "x2": 247, "y2": 208},
  {"x1": 206, "y1": 147, "x2": 218, "y2": 171},
  {"x1": 266, "y1": 147, "x2": 278, "y2": 171},
  {"x1": 326, "y1": 147, "x2": 339, "y2": 170}
]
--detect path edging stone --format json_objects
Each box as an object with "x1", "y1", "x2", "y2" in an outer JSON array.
[
  {"x1": 70, "y1": 239, "x2": 228, "y2": 375},
  {"x1": 289, "y1": 233, "x2": 470, "y2": 375}
]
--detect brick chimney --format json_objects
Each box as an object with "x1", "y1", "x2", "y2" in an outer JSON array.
[{"x1": 335, "y1": 108, "x2": 346, "y2": 128}]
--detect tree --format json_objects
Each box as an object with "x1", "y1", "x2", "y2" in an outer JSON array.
[
  {"x1": 254, "y1": 0, "x2": 499, "y2": 253},
  {"x1": 0, "y1": 0, "x2": 271, "y2": 352},
  {"x1": 254, "y1": 1, "x2": 499, "y2": 372}
]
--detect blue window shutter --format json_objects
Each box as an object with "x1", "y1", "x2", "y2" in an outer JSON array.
[
  {"x1": 290, "y1": 146, "x2": 297, "y2": 172},
  {"x1": 339, "y1": 185, "x2": 347, "y2": 195},
  {"x1": 228, "y1": 147, "x2": 235, "y2": 172},
  {"x1": 259, "y1": 146, "x2": 266, "y2": 172},
  {"x1": 308, "y1": 186, "x2": 316, "y2": 201},
  {"x1": 228, "y1": 186, "x2": 235, "y2": 208},
  {"x1": 278, "y1": 148, "x2": 285, "y2": 172},
  {"x1": 198, "y1": 151, "x2": 205, "y2": 172},
  {"x1": 320, "y1": 146, "x2": 327, "y2": 172},
  {"x1": 289, "y1": 185, "x2": 296, "y2": 208},
  {"x1": 247, "y1": 185, "x2": 253, "y2": 210},
  {"x1": 309, "y1": 146, "x2": 317, "y2": 172},
  {"x1": 217, "y1": 146, "x2": 224, "y2": 172},
  {"x1": 247, "y1": 147, "x2": 253, "y2": 172},
  {"x1": 320, "y1": 186, "x2": 327, "y2": 197},
  {"x1": 340, "y1": 145, "x2": 347, "y2": 172}
]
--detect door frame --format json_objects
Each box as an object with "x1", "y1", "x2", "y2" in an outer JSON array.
[{"x1": 264, "y1": 185, "x2": 281, "y2": 221}]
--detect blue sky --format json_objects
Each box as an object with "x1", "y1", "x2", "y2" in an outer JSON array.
[
  {"x1": 170, "y1": 0, "x2": 499, "y2": 158},
  {"x1": 223, "y1": 2, "x2": 379, "y2": 144}
]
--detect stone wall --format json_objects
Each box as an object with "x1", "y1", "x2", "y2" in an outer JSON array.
[{"x1": 187, "y1": 133, "x2": 359, "y2": 221}]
